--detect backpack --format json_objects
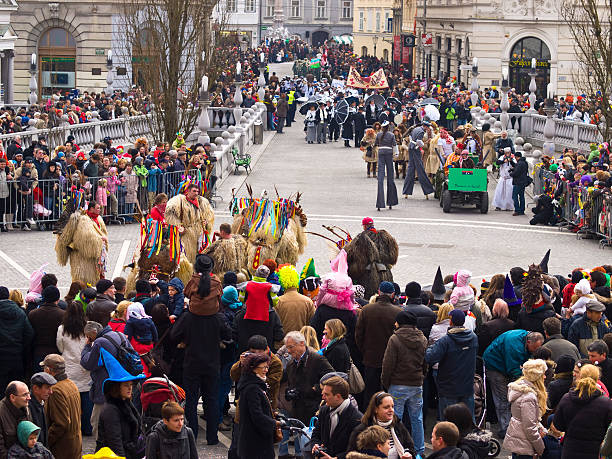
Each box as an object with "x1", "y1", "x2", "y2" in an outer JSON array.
[{"x1": 107, "y1": 332, "x2": 144, "y2": 376}]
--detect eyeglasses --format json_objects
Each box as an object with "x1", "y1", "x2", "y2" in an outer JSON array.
[{"x1": 17, "y1": 392, "x2": 30, "y2": 398}]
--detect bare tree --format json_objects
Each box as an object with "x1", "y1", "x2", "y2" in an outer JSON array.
[
  {"x1": 119, "y1": 0, "x2": 233, "y2": 142},
  {"x1": 561, "y1": 0, "x2": 612, "y2": 139}
]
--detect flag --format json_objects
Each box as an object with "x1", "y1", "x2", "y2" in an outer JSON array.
[{"x1": 310, "y1": 58, "x2": 321, "y2": 68}]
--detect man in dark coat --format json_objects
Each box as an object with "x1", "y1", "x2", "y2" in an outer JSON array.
[
  {"x1": 510, "y1": 151, "x2": 530, "y2": 216},
  {"x1": 27, "y1": 286, "x2": 65, "y2": 372},
  {"x1": 309, "y1": 377, "x2": 362, "y2": 459},
  {"x1": 6, "y1": 137, "x2": 23, "y2": 161},
  {"x1": 171, "y1": 311, "x2": 231, "y2": 445},
  {"x1": 29, "y1": 372, "x2": 56, "y2": 447},
  {"x1": 355, "y1": 282, "x2": 402, "y2": 404},
  {"x1": 402, "y1": 281, "x2": 437, "y2": 338},
  {"x1": 515, "y1": 300, "x2": 556, "y2": 335},
  {"x1": 0, "y1": 381, "x2": 32, "y2": 458},
  {"x1": 86, "y1": 279, "x2": 117, "y2": 327},
  {"x1": 353, "y1": 106, "x2": 367, "y2": 148},
  {"x1": 541, "y1": 317, "x2": 581, "y2": 362},
  {"x1": 0, "y1": 287, "x2": 34, "y2": 395},
  {"x1": 284, "y1": 330, "x2": 334, "y2": 425},
  {"x1": 587, "y1": 340, "x2": 612, "y2": 392}
]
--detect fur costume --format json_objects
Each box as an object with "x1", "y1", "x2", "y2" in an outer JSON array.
[
  {"x1": 344, "y1": 226, "x2": 399, "y2": 298},
  {"x1": 316, "y1": 249, "x2": 356, "y2": 311},
  {"x1": 164, "y1": 193, "x2": 214, "y2": 265},
  {"x1": 530, "y1": 194, "x2": 559, "y2": 226},
  {"x1": 55, "y1": 211, "x2": 108, "y2": 286},
  {"x1": 360, "y1": 128, "x2": 378, "y2": 163},
  {"x1": 204, "y1": 234, "x2": 248, "y2": 277}
]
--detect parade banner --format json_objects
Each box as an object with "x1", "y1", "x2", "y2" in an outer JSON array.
[{"x1": 346, "y1": 67, "x2": 389, "y2": 89}]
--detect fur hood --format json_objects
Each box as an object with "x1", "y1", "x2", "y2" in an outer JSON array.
[
  {"x1": 465, "y1": 428, "x2": 493, "y2": 443},
  {"x1": 508, "y1": 379, "x2": 537, "y2": 403},
  {"x1": 346, "y1": 453, "x2": 385, "y2": 459}
]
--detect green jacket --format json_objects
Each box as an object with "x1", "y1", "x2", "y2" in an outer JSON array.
[
  {"x1": 445, "y1": 107, "x2": 456, "y2": 120},
  {"x1": 134, "y1": 164, "x2": 149, "y2": 187}
]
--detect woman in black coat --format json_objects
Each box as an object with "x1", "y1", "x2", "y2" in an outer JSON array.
[
  {"x1": 237, "y1": 353, "x2": 278, "y2": 459},
  {"x1": 546, "y1": 355, "x2": 575, "y2": 412},
  {"x1": 97, "y1": 380, "x2": 145, "y2": 459},
  {"x1": 554, "y1": 364, "x2": 612, "y2": 459},
  {"x1": 321, "y1": 319, "x2": 351, "y2": 374}
]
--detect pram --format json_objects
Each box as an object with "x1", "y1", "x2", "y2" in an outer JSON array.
[
  {"x1": 140, "y1": 375, "x2": 186, "y2": 433},
  {"x1": 475, "y1": 356, "x2": 501, "y2": 457}
]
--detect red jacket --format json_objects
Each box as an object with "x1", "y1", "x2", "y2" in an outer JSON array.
[{"x1": 149, "y1": 205, "x2": 165, "y2": 222}]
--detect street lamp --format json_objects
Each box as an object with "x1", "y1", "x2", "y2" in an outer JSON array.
[
  {"x1": 527, "y1": 58, "x2": 537, "y2": 114},
  {"x1": 258, "y1": 51, "x2": 266, "y2": 102},
  {"x1": 469, "y1": 57, "x2": 479, "y2": 107},
  {"x1": 373, "y1": 35, "x2": 378, "y2": 58},
  {"x1": 500, "y1": 66, "x2": 510, "y2": 130},
  {"x1": 28, "y1": 53, "x2": 37, "y2": 105},
  {"x1": 106, "y1": 49, "x2": 114, "y2": 96},
  {"x1": 542, "y1": 83, "x2": 556, "y2": 157}
]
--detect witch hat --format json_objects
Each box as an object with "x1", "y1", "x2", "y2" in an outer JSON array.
[
  {"x1": 503, "y1": 274, "x2": 522, "y2": 307},
  {"x1": 539, "y1": 249, "x2": 550, "y2": 274},
  {"x1": 99, "y1": 347, "x2": 145, "y2": 393},
  {"x1": 430, "y1": 266, "x2": 447, "y2": 302},
  {"x1": 300, "y1": 257, "x2": 319, "y2": 280}
]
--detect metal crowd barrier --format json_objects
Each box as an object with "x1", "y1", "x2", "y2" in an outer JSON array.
[{"x1": 1, "y1": 169, "x2": 218, "y2": 229}]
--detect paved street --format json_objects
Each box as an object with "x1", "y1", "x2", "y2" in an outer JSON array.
[{"x1": 0, "y1": 62, "x2": 609, "y2": 457}]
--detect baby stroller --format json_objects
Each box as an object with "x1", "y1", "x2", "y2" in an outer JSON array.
[
  {"x1": 140, "y1": 375, "x2": 186, "y2": 434},
  {"x1": 475, "y1": 356, "x2": 501, "y2": 457}
]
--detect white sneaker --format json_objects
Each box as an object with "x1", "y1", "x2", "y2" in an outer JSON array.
[
  {"x1": 27, "y1": 218, "x2": 36, "y2": 225},
  {"x1": 22, "y1": 224, "x2": 31, "y2": 231}
]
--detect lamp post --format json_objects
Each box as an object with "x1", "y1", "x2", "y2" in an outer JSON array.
[
  {"x1": 527, "y1": 58, "x2": 537, "y2": 114},
  {"x1": 28, "y1": 53, "x2": 37, "y2": 105},
  {"x1": 106, "y1": 50, "x2": 114, "y2": 96},
  {"x1": 233, "y1": 60, "x2": 244, "y2": 127},
  {"x1": 258, "y1": 51, "x2": 266, "y2": 102},
  {"x1": 500, "y1": 65, "x2": 510, "y2": 131},
  {"x1": 373, "y1": 35, "x2": 378, "y2": 58},
  {"x1": 469, "y1": 57, "x2": 480, "y2": 122},
  {"x1": 542, "y1": 83, "x2": 556, "y2": 157},
  {"x1": 198, "y1": 51, "x2": 211, "y2": 144}
]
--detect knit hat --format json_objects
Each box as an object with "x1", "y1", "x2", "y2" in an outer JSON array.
[
  {"x1": 42, "y1": 285, "x2": 60, "y2": 303},
  {"x1": 521, "y1": 359, "x2": 548, "y2": 382},
  {"x1": 571, "y1": 270, "x2": 585, "y2": 284},
  {"x1": 574, "y1": 278, "x2": 592, "y2": 295},
  {"x1": 405, "y1": 281, "x2": 421, "y2": 298},
  {"x1": 449, "y1": 309, "x2": 466, "y2": 326},
  {"x1": 135, "y1": 279, "x2": 152, "y2": 294},
  {"x1": 396, "y1": 310, "x2": 417, "y2": 326},
  {"x1": 221, "y1": 286, "x2": 242, "y2": 310},
  {"x1": 379, "y1": 281, "x2": 395, "y2": 294},
  {"x1": 362, "y1": 217, "x2": 374, "y2": 226},
  {"x1": 94, "y1": 280, "x2": 113, "y2": 295},
  {"x1": 0, "y1": 287, "x2": 9, "y2": 300},
  {"x1": 255, "y1": 265, "x2": 270, "y2": 279},
  {"x1": 555, "y1": 355, "x2": 576, "y2": 374},
  {"x1": 223, "y1": 271, "x2": 238, "y2": 286}
]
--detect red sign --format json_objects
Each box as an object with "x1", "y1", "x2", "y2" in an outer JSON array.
[
  {"x1": 393, "y1": 35, "x2": 401, "y2": 62},
  {"x1": 421, "y1": 33, "x2": 432, "y2": 46},
  {"x1": 402, "y1": 45, "x2": 410, "y2": 64}
]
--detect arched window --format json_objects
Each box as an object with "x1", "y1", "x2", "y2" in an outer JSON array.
[
  {"x1": 38, "y1": 28, "x2": 76, "y2": 99},
  {"x1": 509, "y1": 37, "x2": 551, "y2": 97},
  {"x1": 361, "y1": 46, "x2": 368, "y2": 57}
]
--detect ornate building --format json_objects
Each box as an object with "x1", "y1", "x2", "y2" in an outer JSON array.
[
  {"x1": 414, "y1": 0, "x2": 580, "y2": 96},
  {"x1": 353, "y1": 0, "x2": 393, "y2": 61}
]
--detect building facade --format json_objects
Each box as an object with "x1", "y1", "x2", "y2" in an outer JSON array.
[
  {"x1": 412, "y1": 0, "x2": 582, "y2": 97},
  {"x1": 353, "y1": 0, "x2": 393, "y2": 61}
]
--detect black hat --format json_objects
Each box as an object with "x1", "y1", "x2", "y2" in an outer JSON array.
[
  {"x1": 81, "y1": 287, "x2": 97, "y2": 301},
  {"x1": 405, "y1": 281, "x2": 421, "y2": 298},
  {"x1": 449, "y1": 309, "x2": 466, "y2": 326},
  {"x1": 223, "y1": 271, "x2": 238, "y2": 286},
  {"x1": 429, "y1": 267, "x2": 446, "y2": 301},
  {"x1": 96, "y1": 279, "x2": 114, "y2": 294},
  {"x1": 539, "y1": 249, "x2": 550, "y2": 274},
  {"x1": 0, "y1": 287, "x2": 8, "y2": 300},
  {"x1": 194, "y1": 254, "x2": 214, "y2": 273},
  {"x1": 135, "y1": 279, "x2": 152, "y2": 294},
  {"x1": 555, "y1": 355, "x2": 576, "y2": 374},
  {"x1": 42, "y1": 285, "x2": 60, "y2": 303},
  {"x1": 396, "y1": 310, "x2": 417, "y2": 326}
]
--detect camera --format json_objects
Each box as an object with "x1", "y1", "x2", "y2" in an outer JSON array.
[
  {"x1": 285, "y1": 387, "x2": 300, "y2": 401},
  {"x1": 313, "y1": 445, "x2": 329, "y2": 458}
]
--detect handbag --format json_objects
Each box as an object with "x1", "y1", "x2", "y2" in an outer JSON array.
[
  {"x1": 299, "y1": 416, "x2": 317, "y2": 452},
  {"x1": 365, "y1": 146, "x2": 373, "y2": 158},
  {"x1": 393, "y1": 145, "x2": 400, "y2": 157},
  {"x1": 141, "y1": 327, "x2": 172, "y2": 376},
  {"x1": 348, "y1": 359, "x2": 365, "y2": 394}
]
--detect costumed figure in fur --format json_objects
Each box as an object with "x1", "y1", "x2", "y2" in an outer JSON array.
[
  {"x1": 360, "y1": 127, "x2": 378, "y2": 177},
  {"x1": 230, "y1": 188, "x2": 308, "y2": 274},
  {"x1": 530, "y1": 194, "x2": 560, "y2": 226},
  {"x1": 203, "y1": 222, "x2": 248, "y2": 278},
  {"x1": 164, "y1": 178, "x2": 215, "y2": 266},
  {"x1": 55, "y1": 195, "x2": 109, "y2": 286},
  {"x1": 343, "y1": 217, "x2": 399, "y2": 299}
]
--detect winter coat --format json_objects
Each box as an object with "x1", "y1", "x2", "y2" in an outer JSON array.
[
  {"x1": 515, "y1": 302, "x2": 556, "y2": 335},
  {"x1": 382, "y1": 325, "x2": 427, "y2": 388},
  {"x1": 402, "y1": 299, "x2": 437, "y2": 338},
  {"x1": 355, "y1": 296, "x2": 402, "y2": 368},
  {"x1": 541, "y1": 334, "x2": 581, "y2": 363},
  {"x1": 321, "y1": 337, "x2": 351, "y2": 374},
  {"x1": 476, "y1": 317, "x2": 514, "y2": 355},
  {"x1": 86, "y1": 294, "x2": 117, "y2": 327},
  {"x1": 275, "y1": 288, "x2": 315, "y2": 334},
  {"x1": 55, "y1": 325, "x2": 91, "y2": 392},
  {"x1": 285, "y1": 348, "x2": 334, "y2": 424},
  {"x1": 276, "y1": 99, "x2": 288, "y2": 117},
  {"x1": 310, "y1": 304, "x2": 359, "y2": 361},
  {"x1": 457, "y1": 429, "x2": 492, "y2": 459},
  {"x1": 309, "y1": 402, "x2": 362, "y2": 459},
  {"x1": 45, "y1": 376, "x2": 81, "y2": 459},
  {"x1": 183, "y1": 273, "x2": 222, "y2": 316},
  {"x1": 426, "y1": 446, "x2": 469, "y2": 458},
  {"x1": 0, "y1": 398, "x2": 32, "y2": 458},
  {"x1": 567, "y1": 316, "x2": 611, "y2": 357},
  {"x1": 28, "y1": 397, "x2": 47, "y2": 446},
  {"x1": 167, "y1": 278, "x2": 185, "y2": 317},
  {"x1": 96, "y1": 395, "x2": 143, "y2": 459},
  {"x1": 482, "y1": 329, "x2": 530, "y2": 379},
  {"x1": 80, "y1": 327, "x2": 135, "y2": 405},
  {"x1": 6, "y1": 442, "x2": 53, "y2": 459},
  {"x1": 348, "y1": 420, "x2": 415, "y2": 457},
  {"x1": 425, "y1": 326, "x2": 478, "y2": 397},
  {"x1": 554, "y1": 389, "x2": 612, "y2": 459},
  {"x1": 125, "y1": 317, "x2": 158, "y2": 345},
  {"x1": 232, "y1": 307, "x2": 285, "y2": 354},
  {"x1": 502, "y1": 379, "x2": 545, "y2": 456},
  {"x1": 27, "y1": 303, "x2": 64, "y2": 363},
  {"x1": 510, "y1": 157, "x2": 530, "y2": 187},
  {"x1": 237, "y1": 373, "x2": 277, "y2": 459},
  {"x1": 0, "y1": 299, "x2": 34, "y2": 369},
  {"x1": 144, "y1": 420, "x2": 197, "y2": 459},
  {"x1": 546, "y1": 374, "x2": 573, "y2": 411},
  {"x1": 108, "y1": 318, "x2": 126, "y2": 334}
]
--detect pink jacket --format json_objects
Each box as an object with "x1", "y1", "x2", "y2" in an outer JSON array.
[
  {"x1": 96, "y1": 185, "x2": 108, "y2": 206},
  {"x1": 450, "y1": 269, "x2": 474, "y2": 310}
]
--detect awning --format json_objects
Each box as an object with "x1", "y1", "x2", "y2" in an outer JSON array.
[{"x1": 341, "y1": 35, "x2": 353, "y2": 45}]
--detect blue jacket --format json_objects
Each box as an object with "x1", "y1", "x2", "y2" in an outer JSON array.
[
  {"x1": 168, "y1": 278, "x2": 185, "y2": 317},
  {"x1": 483, "y1": 329, "x2": 529, "y2": 379},
  {"x1": 425, "y1": 326, "x2": 478, "y2": 397},
  {"x1": 125, "y1": 317, "x2": 158, "y2": 344},
  {"x1": 147, "y1": 167, "x2": 162, "y2": 192},
  {"x1": 567, "y1": 316, "x2": 611, "y2": 357}
]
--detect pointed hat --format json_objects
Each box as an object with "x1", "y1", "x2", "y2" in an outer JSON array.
[
  {"x1": 99, "y1": 347, "x2": 145, "y2": 393},
  {"x1": 539, "y1": 249, "x2": 550, "y2": 274},
  {"x1": 430, "y1": 266, "x2": 447, "y2": 301},
  {"x1": 300, "y1": 257, "x2": 319, "y2": 280},
  {"x1": 503, "y1": 274, "x2": 521, "y2": 307}
]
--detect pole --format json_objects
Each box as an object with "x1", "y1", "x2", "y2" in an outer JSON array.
[{"x1": 421, "y1": 0, "x2": 427, "y2": 78}]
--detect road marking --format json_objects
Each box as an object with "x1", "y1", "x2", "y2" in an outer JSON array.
[
  {"x1": 111, "y1": 240, "x2": 131, "y2": 279},
  {"x1": 0, "y1": 249, "x2": 30, "y2": 279}
]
